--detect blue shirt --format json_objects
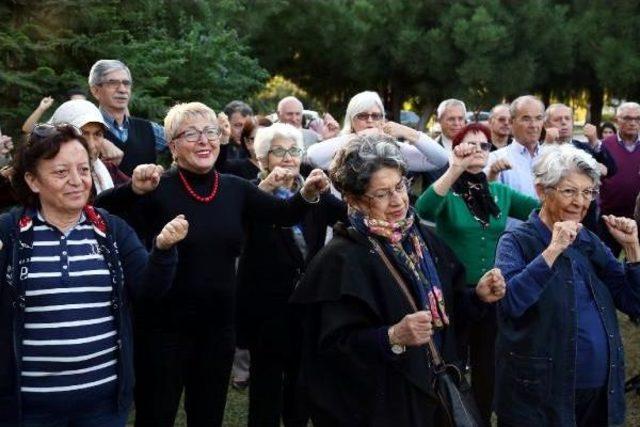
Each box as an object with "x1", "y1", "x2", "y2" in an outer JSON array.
[
  {"x1": 496, "y1": 211, "x2": 609, "y2": 388},
  {"x1": 100, "y1": 108, "x2": 167, "y2": 153}
]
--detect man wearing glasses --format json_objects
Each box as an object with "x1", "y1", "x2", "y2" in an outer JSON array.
[
  {"x1": 600, "y1": 101, "x2": 640, "y2": 256},
  {"x1": 89, "y1": 59, "x2": 166, "y2": 175}
]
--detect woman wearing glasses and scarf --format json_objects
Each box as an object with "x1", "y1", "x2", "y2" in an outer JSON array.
[
  {"x1": 95, "y1": 103, "x2": 330, "y2": 427},
  {"x1": 235, "y1": 123, "x2": 347, "y2": 427},
  {"x1": 415, "y1": 123, "x2": 539, "y2": 424},
  {"x1": 494, "y1": 144, "x2": 640, "y2": 427},
  {"x1": 291, "y1": 134, "x2": 506, "y2": 426}
]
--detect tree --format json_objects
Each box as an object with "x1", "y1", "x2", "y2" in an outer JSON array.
[{"x1": 0, "y1": 0, "x2": 268, "y2": 138}]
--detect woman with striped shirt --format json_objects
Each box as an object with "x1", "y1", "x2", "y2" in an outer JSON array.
[{"x1": 0, "y1": 124, "x2": 188, "y2": 426}]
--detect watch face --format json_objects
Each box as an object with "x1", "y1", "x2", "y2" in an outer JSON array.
[{"x1": 391, "y1": 344, "x2": 405, "y2": 355}]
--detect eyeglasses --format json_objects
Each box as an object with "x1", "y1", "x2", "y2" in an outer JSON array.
[
  {"x1": 354, "y1": 112, "x2": 384, "y2": 122},
  {"x1": 619, "y1": 116, "x2": 640, "y2": 123},
  {"x1": 464, "y1": 141, "x2": 492, "y2": 151},
  {"x1": 364, "y1": 177, "x2": 412, "y2": 203},
  {"x1": 268, "y1": 147, "x2": 303, "y2": 158},
  {"x1": 550, "y1": 187, "x2": 599, "y2": 201},
  {"x1": 98, "y1": 79, "x2": 132, "y2": 89},
  {"x1": 175, "y1": 126, "x2": 221, "y2": 142}
]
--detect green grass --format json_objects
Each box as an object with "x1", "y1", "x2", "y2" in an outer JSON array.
[{"x1": 128, "y1": 316, "x2": 640, "y2": 426}]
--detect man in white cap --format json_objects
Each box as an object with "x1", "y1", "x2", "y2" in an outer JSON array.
[{"x1": 49, "y1": 99, "x2": 130, "y2": 193}]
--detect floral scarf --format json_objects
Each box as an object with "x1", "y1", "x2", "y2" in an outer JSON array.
[{"x1": 349, "y1": 208, "x2": 449, "y2": 328}]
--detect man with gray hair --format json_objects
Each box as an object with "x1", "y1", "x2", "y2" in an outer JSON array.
[
  {"x1": 435, "y1": 98, "x2": 467, "y2": 151},
  {"x1": 89, "y1": 59, "x2": 166, "y2": 176},
  {"x1": 599, "y1": 101, "x2": 640, "y2": 255},
  {"x1": 277, "y1": 96, "x2": 320, "y2": 149},
  {"x1": 486, "y1": 95, "x2": 545, "y2": 198}
]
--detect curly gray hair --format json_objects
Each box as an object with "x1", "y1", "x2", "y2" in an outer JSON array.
[
  {"x1": 329, "y1": 134, "x2": 407, "y2": 196},
  {"x1": 533, "y1": 144, "x2": 600, "y2": 188}
]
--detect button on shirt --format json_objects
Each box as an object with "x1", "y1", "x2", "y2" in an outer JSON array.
[
  {"x1": 487, "y1": 140, "x2": 540, "y2": 198},
  {"x1": 100, "y1": 109, "x2": 167, "y2": 152}
]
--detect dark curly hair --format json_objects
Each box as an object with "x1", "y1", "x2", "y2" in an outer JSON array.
[
  {"x1": 12, "y1": 123, "x2": 90, "y2": 208},
  {"x1": 329, "y1": 134, "x2": 406, "y2": 197}
]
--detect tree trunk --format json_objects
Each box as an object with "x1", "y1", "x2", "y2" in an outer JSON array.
[{"x1": 588, "y1": 84, "x2": 604, "y2": 125}]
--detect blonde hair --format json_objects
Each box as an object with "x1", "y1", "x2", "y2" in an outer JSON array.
[{"x1": 164, "y1": 102, "x2": 217, "y2": 142}]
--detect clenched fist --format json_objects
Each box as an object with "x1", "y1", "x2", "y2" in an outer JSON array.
[
  {"x1": 155, "y1": 214, "x2": 189, "y2": 250},
  {"x1": 389, "y1": 311, "x2": 433, "y2": 346},
  {"x1": 132, "y1": 164, "x2": 164, "y2": 195},
  {"x1": 476, "y1": 268, "x2": 507, "y2": 303}
]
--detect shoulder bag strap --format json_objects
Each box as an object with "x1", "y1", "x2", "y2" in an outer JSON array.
[{"x1": 368, "y1": 237, "x2": 444, "y2": 367}]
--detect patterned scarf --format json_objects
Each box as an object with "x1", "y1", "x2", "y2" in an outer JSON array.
[{"x1": 349, "y1": 208, "x2": 449, "y2": 328}]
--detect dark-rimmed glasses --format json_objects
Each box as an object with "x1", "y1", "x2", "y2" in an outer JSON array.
[
  {"x1": 174, "y1": 126, "x2": 222, "y2": 143},
  {"x1": 268, "y1": 147, "x2": 303, "y2": 158}
]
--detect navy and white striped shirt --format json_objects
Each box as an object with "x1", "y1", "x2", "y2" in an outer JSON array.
[{"x1": 21, "y1": 212, "x2": 118, "y2": 414}]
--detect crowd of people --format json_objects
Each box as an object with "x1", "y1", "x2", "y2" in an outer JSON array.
[{"x1": 0, "y1": 58, "x2": 639, "y2": 427}]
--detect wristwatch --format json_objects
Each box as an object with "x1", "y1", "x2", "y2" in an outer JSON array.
[{"x1": 388, "y1": 326, "x2": 406, "y2": 355}]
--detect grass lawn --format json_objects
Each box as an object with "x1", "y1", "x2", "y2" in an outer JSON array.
[{"x1": 128, "y1": 315, "x2": 640, "y2": 426}]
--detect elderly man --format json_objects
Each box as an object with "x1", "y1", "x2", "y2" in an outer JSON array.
[
  {"x1": 599, "y1": 101, "x2": 640, "y2": 256},
  {"x1": 488, "y1": 103, "x2": 512, "y2": 150},
  {"x1": 544, "y1": 103, "x2": 616, "y2": 177},
  {"x1": 89, "y1": 59, "x2": 166, "y2": 176},
  {"x1": 543, "y1": 103, "x2": 618, "y2": 233},
  {"x1": 486, "y1": 95, "x2": 545, "y2": 198},
  {"x1": 223, "y1": 100, "x2": 253, "y2": 161},
  {"x1": 277, "y1": 96, "x2": 320, "y2": 148},
  {"x1": 435, "y1": 98, "x2": 467, "y2": 151}
]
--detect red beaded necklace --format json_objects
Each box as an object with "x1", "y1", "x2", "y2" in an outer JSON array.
[{"x1": 178, "y1": 169, "x2": 220, "y2": 203}]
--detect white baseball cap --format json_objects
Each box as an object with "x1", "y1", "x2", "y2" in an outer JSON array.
[{"x1": 49, "y1": 99, "x2": 107, "y2": 131}]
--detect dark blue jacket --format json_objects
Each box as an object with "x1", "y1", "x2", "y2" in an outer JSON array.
[
  {"x1": 0, "y1": 206, "x2": 177, "y2": 425},
  {"x1": 494, "y1": 215, "x2": 640, "y2": 426}
]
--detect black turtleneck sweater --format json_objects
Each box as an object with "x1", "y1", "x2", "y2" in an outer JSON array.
[{"x1": 95, "y1": 167, "x2": 311, "y2": 330}]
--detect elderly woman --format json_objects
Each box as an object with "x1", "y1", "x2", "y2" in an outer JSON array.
[
  {"x1": 291, "y1": 134, "x2": 506, "y2": 426},
  {"x1": 416, "y1": 123, "x2": 538, "y2": 423},
  {"x1": 95, "y1": 102, "x2": 329, "y2": 426},
  {"x1": 50, "y1": 99, "x2": 130, "y2": 192},
  {"x1": 494, "y1": 144, "x2": 640, "y2": 426},
  {"x1": 305, "y1": 91, "x2": 448, "y2": 173},
  {"x1": 0, "y1": 124, "x2": 187, "y2": 426},
  {"x1": 235, "y1": 123, "x2": 346, "y2": 427}
]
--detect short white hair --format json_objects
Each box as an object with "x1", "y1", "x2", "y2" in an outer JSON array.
[
  {"x1": 534, "y1": 144, "x2": 600, "y2": 188},
  {"x1": 510, "y1": 95, "x2": 544, "y2": 119},
  {"x1": 342, "y1": 91, "x2": 385, "y2": 134},
  {"x1": 436, "y1": 99, "x2": 466, "y2": 120},
  {"x1": 254, "y1": 122, "x2": 304, "y2": 160},
  {"x1": 544, "y1": 103, "x2": 572, "y2": 123},
  {"x1": 616, "y1": 102, "x2": 640, "y2": 117},
  {"x1": 277, "y1": 96, "x2": 303, "y2": 113}
]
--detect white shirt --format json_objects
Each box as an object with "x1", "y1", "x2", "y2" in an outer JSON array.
[
  {"x1": 486, "y1": 139, "x2": 540, "y2": 198},
  {"x1": 305, "y1": 132, "x2": 448, "y2": 172}
]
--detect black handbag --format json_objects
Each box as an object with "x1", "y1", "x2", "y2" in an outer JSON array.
[{"x1": 369, "y1": 237, "x2": 484, "y2": 427}]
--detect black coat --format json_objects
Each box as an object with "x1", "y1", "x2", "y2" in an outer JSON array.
[
  {"x1": 291, "y1": 223, "x2": 484, "y2": 427},
  {"x1": 235, "y1": 190, "x2": 347, "y2": 348}
]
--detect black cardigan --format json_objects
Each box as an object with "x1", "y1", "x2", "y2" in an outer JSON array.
[
  {"x1": 291, "y1": 223, "x2": 485, "y2": 426},
  {"x1": 235, "y1": 190, "x2": 346, "y2": 347}
]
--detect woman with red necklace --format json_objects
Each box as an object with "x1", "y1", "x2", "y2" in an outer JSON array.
[{"x1": 95, "y1": 102, "x2": 330, "y2": 427}]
